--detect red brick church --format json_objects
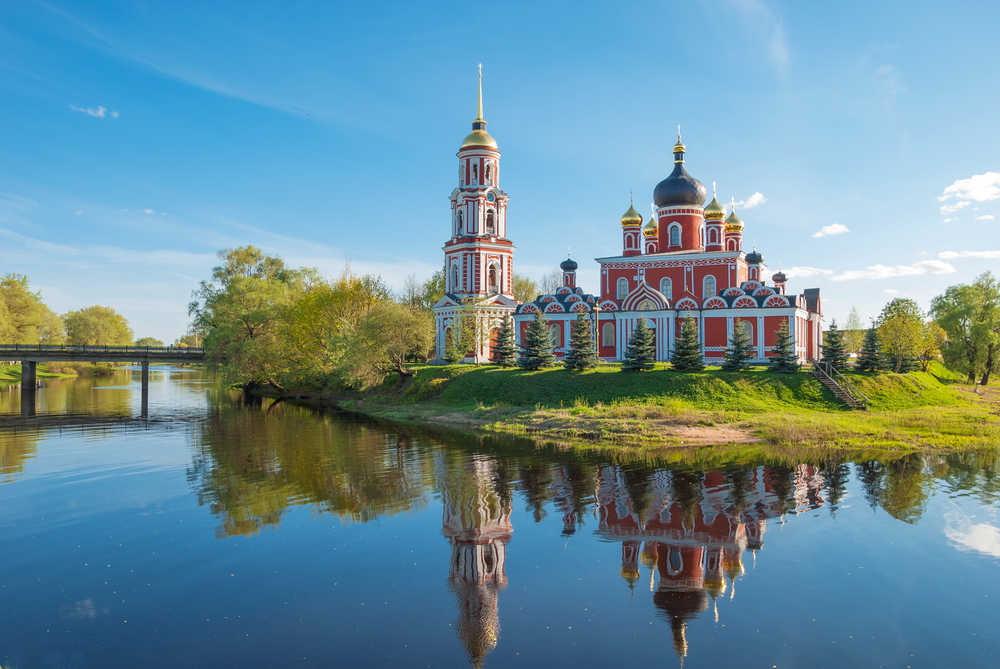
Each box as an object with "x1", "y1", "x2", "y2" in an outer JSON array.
[{"x1": 433, "y1": 72, "x2": 823, "y2": 363}]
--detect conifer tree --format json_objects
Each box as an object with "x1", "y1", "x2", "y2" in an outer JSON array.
[
  {"x1": 820, "y1": 319, "x2": 850, "y2": 372},
  {"x1": 621, "y1": 319, "x2": 656, "y2": 372},
  {"x1": 721, "y1": 322, "x2": 754, "y2": 371},
  {"x1": 564, "y1": 312, "x2": 598, "y2": 371},
  {"x1": 671, "y1": 314, "x2": 705, "y2": 372},
  {"x1": 768, "y1": 320, "x2": 799, "y2": 373},
  {"x1": 490, "y1": 317, "x2": 518, "y2": 368},
  {"x1": 518, "y1": 310, "x2": 556, "y2": 370},
  {"x1": 856, "y1": 326, "x2": 884, "y2": 372}
]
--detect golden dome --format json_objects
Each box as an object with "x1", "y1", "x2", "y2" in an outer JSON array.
[
  {"x1": 461, "y1": 129, "x2": 498, "y2": 149},
  {"x1": 620, "y1": 568, "x2": 640, "y2": 583},
  {"x1": 704, "y1": 196, "x2": 726, "y2": 221},
  {"x1": 725, "y1": 208, "x2": 744, "y2": 233},
  {"x1": 642, "y1": 216, "x2": 658, "y2": 237},
  {"x1": 621, "y1": 203, "x2": 643, "y2": 227},
  {"x1": 703, "y1": 578, "x2": 727, "y2": 597}
]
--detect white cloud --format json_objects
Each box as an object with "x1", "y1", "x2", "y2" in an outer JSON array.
[
  {"x1": 939, "y1": 250, "x2": 1000, "y2": 259},
  {"x1": 70, "y1": 105, "x2": 107, "y2": 118},
  {"x1": 782, "y1": 266, "x2": 834, "y2": 279},
  {"x1": 939, "y1": 172, "x2": 1000, "y2": 203},
  {"x1": 831, "y1": 260, "x2": 956, "y2": 281},
  {"x1": 883, "y1": 289, "x2": 899, "y2": 295},
  {"x1": 138, "y1": 208, "x2": 156, "y2": 214},
  {"x1": 74, "y1": 211, "x2": 82, "y2": 215},
  {"x1": 734, "y1": 192, "x2": 768, "y2": 209},
  {"x1": 943, "y1": 218, "x2": 954, "y2": 223},
  {"x1": 945, "y1": 510, "x2": 1000, "y2": 558},
  {"x1": 812, "y1": 223, "x2": 850, "y2": 238},
  {"x1": 111, "y1": 111, "x2": 120, "y2": 118},
  {"x1": 975, "y1": 215, "x2": 995, "y2": 220},
  {"x1": 940, "y1": 200, "x2": 970, "y2": 214}
]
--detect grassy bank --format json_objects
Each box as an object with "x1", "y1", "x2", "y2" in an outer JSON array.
[
  {"x1": 0, "y1": 363, "x2": 81, "y2": 385},
  {"x1": 333, "y1": 362, "x2": 1000, "y2": 451}
]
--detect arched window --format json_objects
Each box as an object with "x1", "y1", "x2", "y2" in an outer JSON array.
[
  {"x1": 601, "y1": 322, "x2": 615, "y2": 347},
  {"x1": 667, "y1": 548, "x2": 683, "y2": 576},
  {"x1": 660, "y1": 277, "x2": 672, "y2": 301},
  {"x1": 472, "y1": 163, "x2": 478, "y2": 181},
  {"x1": 485, "y1": 162, "x2": 492, "y2": 182},
  {"x1": 709, "y1": 228, "x2": 718, "y2": 245},
  {"x1": 740, "y1": 320, "x2": 754, "y2": 345},
  {"x1": 617, "y1": 278, "x2": 628, "y2": 300},
  {"x1": 488, "y1": 264, "x2": 499, "y2": 293},
  {"x1": 750, "y1": 267, "x2": 758, "y2": 280},
  {"x1": 703, "y1": 275, "x2": 716, "y2": 299},
  {"x1": 550, "y1": 323, "x2": 562, "y2": 348},
  {"x1": 457, "y1": 210, "x2": 463, "y2": 234},
  {"x1": 486, "y1": 210, "x2": 496, "y2": 234},
  {"x1": 450, "y1": 263, "x2": 459, "y2": 292},
  {"x1": 669, "y1": 224, "x2": 681, "y2": 247},
  {"x1": 637, "y1": 299, "x2": 655, "y2": 311}
]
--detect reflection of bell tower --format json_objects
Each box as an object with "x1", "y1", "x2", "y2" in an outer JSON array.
[{"x1": 442, "y1": 457, "x2": 513, "y2": 669}]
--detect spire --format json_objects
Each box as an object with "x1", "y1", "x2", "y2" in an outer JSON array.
[
  {"x1": 673, "y1": 127, "x2": 686, "y2": 164},
  {"x1": 476, "y1": 63, "x2": 485, "y2": 123}
]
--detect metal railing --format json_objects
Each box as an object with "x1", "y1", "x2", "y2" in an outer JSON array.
[
  {"x1": 811, "y1": 360, "x2": 870, "y2": 406},
  {"x1": 0, "y1": 344, "x2": 206, "y2": 355}
]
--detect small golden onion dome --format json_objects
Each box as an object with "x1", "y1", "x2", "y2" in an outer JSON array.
[
  {"x1": 621, "y1": 203, "x2": 644, "y2": 227},
  {"x1": 620, "y1": 568, "x2": 640, "y2": 583},
  {"x1": 673, "y1": 137, "x2": 686, "y2": 153},
  {"x1": 461, "y1": 129, "x2": 498, "y2": 149},
  {"x1": 703, "y1": 578, "x2": 727, "y2": 597},
  {"x1": 704, "y1": 196, "x2": 726, "y2": 221},
  {"x1": 725, "y1": 209, "x2": 744, "y2": 233},
  {"x1": 642, "y1": 216, "x2": 658, "y2": 237}
]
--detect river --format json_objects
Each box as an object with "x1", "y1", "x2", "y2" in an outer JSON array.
[{"x1": 1, "y1": 368, "x2": 998, "y2": 668}]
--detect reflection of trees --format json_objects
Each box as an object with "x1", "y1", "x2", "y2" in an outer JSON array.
[
  {"x1": 0, "y1": 429, "x2": 40, "y2": 483},
  {"x1": 879, "y1": 455, "x2": 931, "y2": 523},
  {"x1": 820, "y1": 463, "x2": 851, "y2": 516}
]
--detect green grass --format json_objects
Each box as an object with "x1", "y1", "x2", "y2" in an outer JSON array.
[{"x1": 0, "y1": 363, "x2": 77, "y2": 384}]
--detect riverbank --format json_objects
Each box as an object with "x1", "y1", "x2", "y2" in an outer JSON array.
[
  {"x1": 0, "y1": 363, "x2": 80, "y2": 385},
  {"x1": 328, "y1": 363, "x2": 1000, "y2": 451}
]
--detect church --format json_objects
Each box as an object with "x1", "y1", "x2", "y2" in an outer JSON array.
[{"x1": 432, "y1": 72, "x2": 823, "y2": 364}]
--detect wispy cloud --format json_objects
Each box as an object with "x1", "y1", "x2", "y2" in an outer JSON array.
[
  {"x1": 939, "y1": 250, "x2": 1000, "y2": 259},
  {"x1": 70, "y1": 104, "x2": 119, "y2": 118},
  {"x1": 812, "y1": 223, "x2": 850, "y2": 238},
  {"x1": 730, "y1": 0, "x2": 789, "y2": 70},
  {"x1": 940, "y1": 200, "x2": 970, "y2": 214},
  {"x1": 830, "y1": 260, "x2": 956, "y2": 281},
  {"x1": 975, "y1": 214, "x2": 995, "y2": 220},
  {"x1": 939, "y1": 172, "x2": 1000, "y2": 203},
  {"x1": 734, "y1": 192, "x2": 768, "y2": 209},
  {"x1": 883, "y1": 289, "x2": 899, "y2": 295},
  {"x1": 945, "y1": 509, "x2": 1000, "y2": 558},
  {"x1": 782, "y1": 266, "x2": 834, "y2": 279}
]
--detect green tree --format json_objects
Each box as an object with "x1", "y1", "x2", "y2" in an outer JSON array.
[
  {"x1": 768, "y1": 320, "x2": 799, "y2": 373},
  {"x1": 564, "y1": 312, "x2": 598, "y2": 371},
  {"x1": 420, "y1": 269, "x2": 446, "y2": 309},
  {"x1": 518, "y1": 310, "x2": 555, "y2": 370},
  {"x1": 0, "y1": 274, "x2": 53, "y2": 344},
  {"x1": 917, "y1": 321, "x2": 947, "y2": 372},
  {"x1": 512, "y1": 273, "x2": 539, "y2": 304},
  {"x1": 444, "y1": 304, "x2": 477, "y2": 364},
  {"x1": 856, "y1": 326, "x2": 885, "y2": 372},
  {"x1": 135, "y1": 337, "x2": 165, "y2": 347},
  {"x1": 844, "y1": 307, "x2": 864, "y2": 353},
  {"x1": 490, "y1": 317, "x2": 519, "y2": 367},
  {"x1": 36, "y1": 307, "x2": 65, "y2": 345},
  {"x1": 930, "y1": 272, "x2": 1000, "y2": 385},
  {"x1": 821, "y1": 319, "x2": 850, "y2": 372},
  {"x1": 63, "y1": 305, "x2": 134, "y2": 346},
  {"x1": 721, "y1": 322, "x2": 754, "y2": 371},
  {"x1": 339, "y1": 302, "x2": 434, "y2": 389},
  {"x1": 621, "y1": 319, "x2": 655, "y2": 371},
  {"x1": 671, "y1": 314, "x2": 705, "y2": 372},
  {"x1": 877, "y1": 298, "x2": 925, "y2": 373}
]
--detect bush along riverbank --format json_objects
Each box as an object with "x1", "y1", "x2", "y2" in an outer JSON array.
[{"x1": 326, "y1": 362, "x2": 1000, "y2": 451}]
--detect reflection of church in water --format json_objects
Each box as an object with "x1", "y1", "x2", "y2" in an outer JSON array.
[{"x1": 440, "y1": 459, "x2": 827, "y2": 667}]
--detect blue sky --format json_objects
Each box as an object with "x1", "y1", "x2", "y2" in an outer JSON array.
[{"x1": 1, "y1": 0, "x2": 998, "y2": 342}]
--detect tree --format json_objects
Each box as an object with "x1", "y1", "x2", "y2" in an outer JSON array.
[
  {"x1": 671, "y1": 314, "x2": 705, "y2": 372},
  {"x1": 518, "y1": 310, "x2": 555, "y2": 370},
  {"x1": 721, "y1": 322, "x2": 754, "y2": 371},
  {"x1": 844, "y1": 307, "x2": 865, "y2": 353},
  {"x1": 0, "y1": 274, "x2": 54, "y2": 344},
  {"x1": 768, "y1": 320, "x2": 799, "y2": 373},
  {"x1": 856, "y1": 326, "x2": 885, "y2": 372},
  {"x1": 877, "y1": 298, "x2": 925, "y2": 373},
  {"x1": 538, "y1": 270, "x2": 562, "y2": 296},
  {"x1": 399, "y1": 274, "x2": 425, "y2": 309},
  {"x1": 339, "y1": 302, "x2": 434, "y2": 389},
  {"x1": 821, "y1": 319, "x2": 850, "y2": 372},
  {"x1": 621, "y1": 319, "x2": 655, "y2": 372},
  {"x1": 930, "y1": 273, "x2": 1000, "y2": 385},
  {"x1": 490, "y1": 317, "x2": 519, "y2": 367},
  {"x1": 135, "y1": 337, "x2": 165, "y2": 347},
  {"x1": 63, "y1": 305, "x2": 134, "y2": 346},
  {"x1": 444, "y1": 304, "x2": 477, "y2": 364},
  {"x1": 420, "y1": 269, "x2": 446, "y2": 309},
  {"x1": 917, "y1": 321, "x2": 947, "y2": 372},
  {"x1": 512, "y1": 273, "x2": 539, "y2": 304},
  {"x1": 564, "y1": 312, "x2": 598, "y2": 371}
]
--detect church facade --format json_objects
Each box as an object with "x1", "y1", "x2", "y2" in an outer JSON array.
[{"x1": 433, "y1": 75, "x2": 822, "y2": 364}]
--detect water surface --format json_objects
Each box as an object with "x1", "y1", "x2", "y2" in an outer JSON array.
[{"x1": 1, "y1": 369, "x2": 998, "y2": 668}]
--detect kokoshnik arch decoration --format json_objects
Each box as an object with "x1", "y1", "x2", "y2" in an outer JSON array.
[{"x1": 433, "y1": 70, "x2": 823, "y2": 364}]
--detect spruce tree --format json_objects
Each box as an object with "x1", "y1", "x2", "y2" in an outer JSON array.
[
  {"x1": 671, "y1": 314, "x2": 705, "y2": 372},
  {"x1": 621, "y1": 319, "x2": 656, "y2": 372},
  {"x1": 856, "y1": 326, "x2": 884, "y2": 372},
  {"x1": 820, "y1": 319, "x2": 850, "y2": 372},
  {"x1": 721, "y1": 323, "x2": 754, "y2": 371},
  {"x1": 517, "y1": 310, "x2": 556, "y2": 370},
  {"x1": 564, "y1": 312, "x2": 598, "y2": 371},
  {"x1": 443, "y1": 318, "x2": 466, "y2": 364},
  {"x1": 768, "y1": 320, "x2": 799, "y2": 373},
  {"x1": 490, "y1": 317, "x2": 518, "y2": 368}
]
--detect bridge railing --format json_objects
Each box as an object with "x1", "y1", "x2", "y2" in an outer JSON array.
[{"x1": 0, "y1": 344, "x2": 206, "y2": 355}]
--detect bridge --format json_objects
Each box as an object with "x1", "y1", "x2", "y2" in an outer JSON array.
[{"x1": 1, "y1": 344, "x2": 207, "y2": 417}]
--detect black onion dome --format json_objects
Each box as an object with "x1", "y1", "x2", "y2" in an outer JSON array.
[
  {"x1": 772, "y1": 271, "x2": 787, "y2": 283},
  {"x1": 560, "y1": 257, "x2": 578, "y2": 271},
  {"x1": 746, "y1": 250, "x2": 764, "y2": 264},
  {"x1": 653, "y1": 163, "x2": 707, "y2": 207}
]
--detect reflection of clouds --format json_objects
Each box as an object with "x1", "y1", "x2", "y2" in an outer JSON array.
[
  {"x1": 59, "y1": 598, "x2": 97, "y2": 619},
  {"x1": 945, "y1": 509, "x2": 1000, "y2": 558}
]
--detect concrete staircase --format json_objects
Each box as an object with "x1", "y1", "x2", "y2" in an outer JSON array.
[{"x1": 810, "y1": 361, "x2": 868, "y2": 410}]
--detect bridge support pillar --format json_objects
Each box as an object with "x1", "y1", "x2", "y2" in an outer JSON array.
[
  {"x1": 21, "y1": 360, "x2": 37, "y2": 389},
  {"x1": 140, "y1": 361, "x2": 149, "y2": 418}
]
